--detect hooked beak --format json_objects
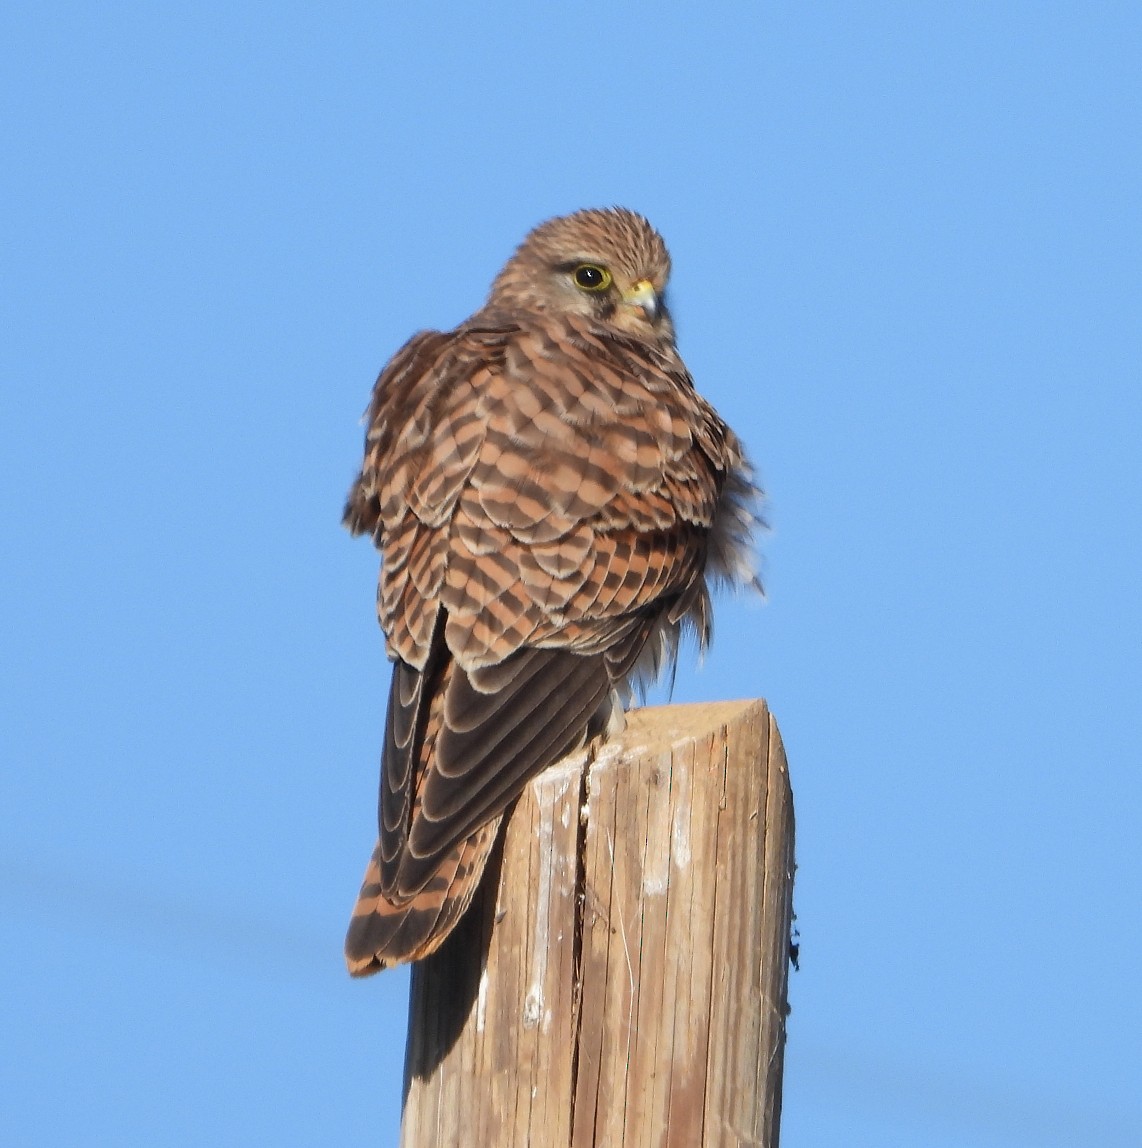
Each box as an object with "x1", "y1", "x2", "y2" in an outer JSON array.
[{"x1": 621, "y1": 278, "x2": 660, "y2": 322}]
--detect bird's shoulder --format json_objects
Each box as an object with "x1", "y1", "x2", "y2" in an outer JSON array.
[{"x1": 342, "y1": 322, "x2": 518, "y2": 538}]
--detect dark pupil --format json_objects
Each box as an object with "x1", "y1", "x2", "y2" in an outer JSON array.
[{"x1": 576, "y1": 265, "x2": 604, "y2": 288}]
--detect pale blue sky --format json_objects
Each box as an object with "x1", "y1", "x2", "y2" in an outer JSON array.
[{"x1": 3, "y1": 4, "x2": 1140, "y2": 1145}]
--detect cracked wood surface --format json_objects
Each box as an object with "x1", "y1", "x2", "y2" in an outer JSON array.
[{"x1": 399, "y1": 699, "x2": 795, "y2": 1148}]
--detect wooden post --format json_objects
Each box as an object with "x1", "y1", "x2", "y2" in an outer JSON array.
[{"x1": 400, "y1": 699, "x2": 795, "y2": 1148}]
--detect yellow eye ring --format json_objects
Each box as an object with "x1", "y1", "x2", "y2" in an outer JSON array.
[{"x1": 572, "y1": 264, "x2": 612, "y2": 292}]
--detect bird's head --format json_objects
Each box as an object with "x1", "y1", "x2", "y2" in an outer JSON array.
[{"x1": 486, "y1": 207, "x2": 674, "y2": 340}]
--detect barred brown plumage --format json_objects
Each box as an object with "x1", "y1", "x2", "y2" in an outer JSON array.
[{"x1": 342, "y1": 207, "x2": 762, "y2": 975}]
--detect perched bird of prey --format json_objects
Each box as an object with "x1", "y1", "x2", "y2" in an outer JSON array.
[{"x1": 342, "y1": 207, "x2": 761, "y2": 975}]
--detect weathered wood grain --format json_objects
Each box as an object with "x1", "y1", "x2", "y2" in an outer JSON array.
[{"x1": 401, "y1": 699, "x2": 795, "y2": 1148}]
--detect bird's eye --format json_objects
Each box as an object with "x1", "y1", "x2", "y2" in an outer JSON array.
[{"x1": 573, "y1": 264, "x2": 612, "y2": 292}]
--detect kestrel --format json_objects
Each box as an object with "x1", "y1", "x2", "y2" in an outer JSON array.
[{"x1": 343, "y1": 207, "x2": 761, "y2": 975}]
